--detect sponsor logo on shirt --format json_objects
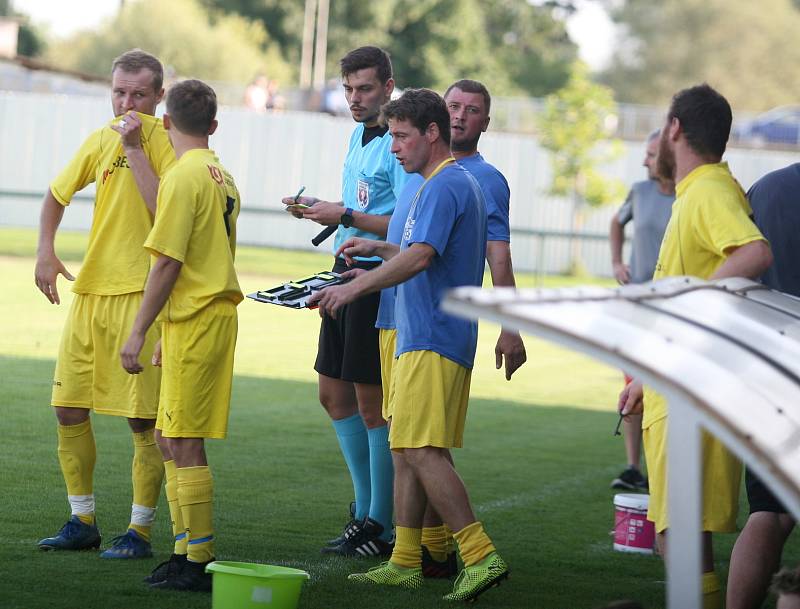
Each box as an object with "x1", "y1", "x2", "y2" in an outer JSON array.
[
  {"x1": 102, "y1": 154, "x2": 130, "y2": 184},
  {"x1": 403, "y1": 217, "x2": 415, "y2": 242}
]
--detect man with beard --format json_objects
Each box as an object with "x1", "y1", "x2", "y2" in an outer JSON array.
[
  {"x1": 608, "y1": 129, "x2": 675, "y2": 493},
  {"x1": 281, "y1": 46, "x2": 408, "y2": 557},
  {"x1": 726, "y1": 161, "x2": 800, "y2": 609},
  {"x1": 619, "y1": 84, "x2": 772, "y2": 609}
]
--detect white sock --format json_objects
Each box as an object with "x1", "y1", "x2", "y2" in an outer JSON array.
[{"x1": 68, "y1": 494, "x2": 95, "y2": 516}]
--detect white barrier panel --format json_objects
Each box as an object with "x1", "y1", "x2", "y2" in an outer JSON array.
[
  {"x1": 443, "y1": 278, "x2": 800, "y2": 609},
  {"x1": 3, "y1": 91, "x2": 800, "y2": 274}
]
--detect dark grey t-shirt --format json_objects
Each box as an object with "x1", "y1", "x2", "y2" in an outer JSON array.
[
  {"x1": 616, "y1": 179, "x2": 674, "y2": 283},
  {"x1": 747, "y1": 163, "x2": 800, "y2": 296}
]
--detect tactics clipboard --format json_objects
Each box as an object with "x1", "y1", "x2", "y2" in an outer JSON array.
[{"x1": 246, "y1": 271, "x2": 344, "y2": 309}]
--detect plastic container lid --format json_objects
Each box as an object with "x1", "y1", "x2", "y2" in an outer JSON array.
[{"x1": 614, "y1": 493, "x2": 650, "y2": 511}]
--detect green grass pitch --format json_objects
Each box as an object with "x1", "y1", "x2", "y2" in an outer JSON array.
[{"x1": 0, "y1": 228, "x2": 791, "y2": 608}]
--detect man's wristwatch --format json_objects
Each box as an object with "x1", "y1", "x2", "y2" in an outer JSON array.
[{"x1": 340, "y1": 208, "x2": 354, "y2": 228}]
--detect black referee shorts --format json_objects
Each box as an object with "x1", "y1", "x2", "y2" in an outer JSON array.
[
  {"x1": 745, "y1": 466, "x2": 788, "y2": 514},
  {"x1": 314, "y1": 257, "x2": 382, "y2": 386}
]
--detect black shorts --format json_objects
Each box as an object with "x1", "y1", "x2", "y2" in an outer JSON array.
[
  {"x1": 314, "y1": 258, "x2": 382, "y2": 385},
  {"x1": 745, "y1": 466, "x2": 788, "y2": 514}
]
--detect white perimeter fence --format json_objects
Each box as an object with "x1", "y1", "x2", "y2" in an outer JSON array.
[{"x1": 2, "y1": 91, "x2": 799, "y2": 276}]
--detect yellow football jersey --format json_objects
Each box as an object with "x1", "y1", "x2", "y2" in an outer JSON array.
[
  {"x1": 653, "y1": 162, "x2": 764, "y2": 280},
  {"x1": 145, "y1": 148, "x2": 243, "y2": 322},
  {"x1": 50, "y1": 112, "x2": 176, "y2": 295},
  {"x1": 644, "y1": 162, "x2": 765, "y2": 428}
]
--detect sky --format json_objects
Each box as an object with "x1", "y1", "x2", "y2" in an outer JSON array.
[
  {"x1": 12, "y1": 0, "x2": 120, "y2": 38},
  {"x1": 12, "y1": 0, "x2": 616, "y2": 71}
]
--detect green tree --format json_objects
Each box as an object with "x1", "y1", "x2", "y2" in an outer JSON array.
[
  {"x1": 382, "y1": 0, "x2": 509, "y2": 91},
  {"x1": 538, "y1": 62, "x2": 625, "y2": 273},
  {"x1": 482, "y1": 0, "x2": 576, "y2": 96},
  {"x1": 602, "y1": 0, "x2": 800, "y2": 111},
  {"x1": 201, "y1": 0, "x2": 576, "y2": 95},
  {"x1": 199, "y1": 0, "x2": 305, "y2": 68},
  {"x1": 44, "y1": 0, "x2": 291, "y2": 85},
  {"x1": 0, "y1": 0, "x2": 45, "y2": 57}
]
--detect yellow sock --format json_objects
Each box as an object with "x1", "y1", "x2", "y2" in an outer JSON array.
[
  {"x1": 177, "y1": 466, "x2": 214, "y2": 563},
  {"x1": 390, "y1": 526, "x2": 422, "y2": 569},
  {"x1": 422, "y1": 525, "x2": 449, "y2": 562},
  {"x1": 453, "y1": 521, "x2": 495, "y2": 567},
  {"x1": 57, "y1": 419, "x2": 96, "y2": 525},
  {"x1": 702, "y1": 571, "x2": 722, "y2": 609},
  {"x1": 128, "y1": 429, "x2": 163, "y2": 541},
  {"x1": 444, "y1": 525, "x2": 455, "y2": 554},
  {"x1": 164, "y1": 460, "x2": 187, "y2": 554}
]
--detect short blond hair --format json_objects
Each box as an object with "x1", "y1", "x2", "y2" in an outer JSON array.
[{"x1": 111, "y1": 49, "x2": 164, "y2": 92}]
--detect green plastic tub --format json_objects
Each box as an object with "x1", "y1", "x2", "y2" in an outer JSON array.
[{"x1": 206, "y1": 561, "x2": 310, "y2": 609}]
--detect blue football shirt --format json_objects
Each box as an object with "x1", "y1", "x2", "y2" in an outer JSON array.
[
  {"x1": 457, "y1": 153, "x2": 511, "y2": 242},
  {"x1": 394, "y1": 163, "x2": 487, "y2": 368},
  {"x1": 375, "y1": 173, "x2": 425, "y2": 330}
]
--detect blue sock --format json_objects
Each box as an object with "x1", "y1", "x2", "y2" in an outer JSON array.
[
  {"x1": 367, "y1": 425, "x2": 394, "y2": 541},
  {"x1": 332, "y1": 414, "x2": 371, "y2": 521}
]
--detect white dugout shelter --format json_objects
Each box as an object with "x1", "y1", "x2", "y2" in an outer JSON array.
[{"x1": 443, "y1": 277, "x2": 800, "y2": 609}]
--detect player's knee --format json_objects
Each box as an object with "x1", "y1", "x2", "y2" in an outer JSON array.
[
  {"x1": 55, "y1": 406, "x2": 90, "y2": 426},
  {"x1": 127, "y1": 417, "x2": 156, "y2": 433},
  {"x1": 358, "y1": 406, "x2": 386, "y2": 429},
  {"x1": 154, "y1": 428, "x2": 172, "y2": 459},
  {"x1": 318, "y1": 390, "x2": 357, "y2": 418},
  {"x1": 403, "y1": 446, "x2": 444, "y2": 470}
]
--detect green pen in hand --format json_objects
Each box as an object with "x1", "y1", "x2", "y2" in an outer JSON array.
[{"x1": 288, "y1": 186, "x2": 309, "y2": 210}]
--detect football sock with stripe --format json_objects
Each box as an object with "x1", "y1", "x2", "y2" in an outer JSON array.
[
  {"x1": 367, "y1": 424, "x2": 394, "y2": 541},
  {"x1": 390, "y1": 526, "x2": 422, "y2": 569},
  {"x1": 57, "y1": 419, "x2": 96, "y2": 525},
  {"x1": 128, "y1": 429, "x2": 163, "y2": 541},
  {"x1": 177, "y1": 466, "x2": 214, "y2": 563},
  {"x1": 164, "y1": 460, "x2": 187, "y2": 554},
  {"x1": 332, "y1": 414, "x2": 371, "y2": 521},
  {"x1": 454, "y1": 521, "x2": 496, "y2": 567}
]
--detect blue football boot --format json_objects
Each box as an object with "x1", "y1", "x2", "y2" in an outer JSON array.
[
  {"x1": 100, "y1": 529, "x2": 153, "y2": 559},
  {"x1": 38, "y1": 515, "x2": 101, "y2": 551}
]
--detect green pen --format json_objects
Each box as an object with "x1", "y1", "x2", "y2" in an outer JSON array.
[{"x1": 293, "y1": 185, "x2": 306, "y2": 204}]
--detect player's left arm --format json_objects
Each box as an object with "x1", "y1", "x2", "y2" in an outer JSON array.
[
  {"x1": 121, "y1": 254, "x2": 182, "y2": 373},
  {"x1": 111, "y1": 112, "x2": 160, "y2": 215},
  {"x1": 711, "y1": 239, "x2": 773, "y2": 280},
  {"x1": 309, "y1": 243, "x2": 434, "y2": 317},
  {"x1": 350, "y1": 210, "x2": 390, "y2": 237},
  {"x1": 486, "y1": 239, "x2": 527, "y2": 380}
]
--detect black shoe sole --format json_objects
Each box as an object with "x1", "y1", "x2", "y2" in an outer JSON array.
[
  {"x1": 150, "y1": 580, "x2": 211, "y2": 593},
  {"x1": 611, "y1": 482, "x2": 649, "y2": 492},
  {"x1": 38, "y1": 541, "x2": 101, "y2": 551}
]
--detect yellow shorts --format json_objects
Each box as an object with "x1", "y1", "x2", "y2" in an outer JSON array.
[
  {"x1": 52, "y1": 292, "x2": 160, "y2": 418},
  {"x1": 643, "y1": 417, "x2": 741, "y2": 533},
  {"x1": 379, "y1": 329, "x2": 397, "y2": 420},
  {"x1": 157, "y1": 300, "x2": 237, "y2": 439},
  {"x1": 387, "y1": 350, "x2": 471, "y2": 450}
]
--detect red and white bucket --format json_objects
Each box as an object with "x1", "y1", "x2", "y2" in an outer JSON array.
[{"x1": 613, "y1": 493, "x2": 655, "y2": 554}]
